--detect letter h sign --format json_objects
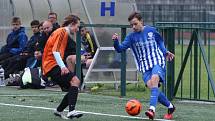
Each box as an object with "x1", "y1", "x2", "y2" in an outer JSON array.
[{"x1": 100, "y1": 0, "x2": 115, "y2": 16}]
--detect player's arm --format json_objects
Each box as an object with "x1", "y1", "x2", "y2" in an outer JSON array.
[
  {"x1": 53, "y1": 52, "x2": 66, "y2": 68},
  {"x1": 154, "y1": 30, "x2": 167, "y2": 55},
  {"x1": 154, "y1": 30, "x2": 174, "y2": 61},
  {"x1": 112, "y1": 33, "x2": 131, "y2": 53},
  {"x1": 52, "y1": 30, "x2": 70, "y2": 75}
]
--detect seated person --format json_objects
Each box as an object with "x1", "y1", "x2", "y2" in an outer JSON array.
[
  {"x1": 3, "y1": 20, "x2": 41, "y2": 78},
  {"x1": 48, "y1": 12, "x2": 60, "y2": 31},
  {"x1": 0, "y1": 17, "x2": 28, "y2": 65},
  {"x1": 27, "y1": 20, "x2": 54, "y2": 68},
  {"x1": 66, "y1": 24, "x2": 97, "y2": 72}
]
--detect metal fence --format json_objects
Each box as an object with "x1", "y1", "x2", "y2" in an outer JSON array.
[{"x1": 156, "y1": 22, "x2": 215, "y2": 102}]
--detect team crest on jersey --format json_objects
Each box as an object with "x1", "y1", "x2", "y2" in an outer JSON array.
[
  {"x1": 147, "y1": 32, "x2": 154, "y2": 41},
  {"x1": 148, "y1": 32, "x2": 153, "y2": 38}
]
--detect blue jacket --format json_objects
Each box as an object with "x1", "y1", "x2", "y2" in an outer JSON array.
[
  {"x1": 24, "y1": 32, "x2": 41, "y2": 56},
  {"x1": 5, "y1": 27, "x2": 28, "y2": 55}
]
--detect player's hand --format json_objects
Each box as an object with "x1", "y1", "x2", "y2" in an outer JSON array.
[
  {"x1": 61, "y1": 67, "x2": 70, "y2": 75},
  {"x1": 112, "y1": 33, "x2": 119, "y2": 41},
  {"x1": 166, "y1": 51, "x2": 175, "y2": 61}
]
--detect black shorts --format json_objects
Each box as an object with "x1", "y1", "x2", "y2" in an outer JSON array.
[{"x1": 46, "y1": 66, "x2": 75, "y2": 91}]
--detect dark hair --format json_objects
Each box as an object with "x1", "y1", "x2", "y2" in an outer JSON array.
[
  {"x1": 128, "y1": 12, "x2": 142, "y2": 22},
  {"x1": 61, "y1": 14, "x2": 80, "y2": 27},
  {"x1": 30, "y1": 20, "x2": 40, "y2": 26},
  {"x1": 39, "y1": 21, "x2": 44, "y2": 28},
  {"x1": 12, "y1": 17, "x2": 21, "y2": 24},
  {"x1": 48, "y1": 12, "x2": 57, "y2": 19}
]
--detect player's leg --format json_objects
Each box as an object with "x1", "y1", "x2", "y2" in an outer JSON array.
[
  {"x1": 47, "y1": 66, "x2": 83, "y2": 119},
  {"x1": 158, "y1": 92, "x2": 175, "y2": 119},
  {"x1": 66, "y1": 74, "x2": 83, "y2": 118},
  {"x1": 142, "y1": 70, "x2": 157, "y2": 119},
  {"x1": 46, "y1": 66, "x2": 69, "y2": 119},
  {"x1": 152, "y1": 65, "x2": 175, "y2": 119},
  {"x1": 144, "y1": 75, "x2": 159, "y2": 119}
]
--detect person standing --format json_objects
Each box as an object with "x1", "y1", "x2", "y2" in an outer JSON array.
[
  {"x1": 42, "y1": 14, "x2": 83, "y2": 119},
  {"x1": 112, "y1": 12, "x2": 175, "y2": 120}
]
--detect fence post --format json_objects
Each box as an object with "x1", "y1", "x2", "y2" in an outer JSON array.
[
  {"x1": 120, "y1": 28, "x2": 127, "y2": 97},
  {"x1": 194, "y1": 30, "x2": 198, "y2": 99},
  {"x1": 76, "y1": 28, "x2": 82, "y2": 81},
  {"x1": 164, "y1": 27, "x2": 175, "y2": 100}
]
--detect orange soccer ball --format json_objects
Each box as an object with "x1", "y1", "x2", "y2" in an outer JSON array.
[{"x1": 125, "y1": 99, "x2": 142, "y2": 116}]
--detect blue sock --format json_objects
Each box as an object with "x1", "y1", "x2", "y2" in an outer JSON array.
[
  {"x1": 158, "y1": 92, "x2": 170, "y2": 107},
  {"x1": 149, "y1": 87, "x2": 159, "y2": 111}
]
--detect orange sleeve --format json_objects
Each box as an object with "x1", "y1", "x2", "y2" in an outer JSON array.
[{"x1": 52, "y1": 29, "x2": 68, "y2": 58}]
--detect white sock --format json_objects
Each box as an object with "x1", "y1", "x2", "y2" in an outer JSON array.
[
  {"x1": 149, "y1": 106, "x2": 155, "y2": 112},
  {"x1": 168, "y1": 103, "x2": 173, "y2": 108}
]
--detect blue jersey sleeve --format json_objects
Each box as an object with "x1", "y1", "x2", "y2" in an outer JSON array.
[
  {"x1": 154, "y1": 30, "x2": 167, "y2": 55},
  {"x1": 113, "y1": 34, "x2": 131, "y2": 53}
]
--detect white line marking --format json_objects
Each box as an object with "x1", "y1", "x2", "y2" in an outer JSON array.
[
  {"x1": 0, "y1": 94, "x2": 63, "y2": 97},
  {"x1": 0, "y1": 93, "x2": 140, "y2": 101},
  {"x1": 0, "y1": 102, "x2": 173, "y2": 121}
]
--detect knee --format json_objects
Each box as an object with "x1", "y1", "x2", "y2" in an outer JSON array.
[
  {"x1": 85, "y1": 59, "x2": 92, "y2": 68},
  {"x1": 70, "y1": 76, "x2": 80, "y2": 87},
  {"x1": 147, "y1": 75, "x2": 160, "y2": 88},
  {"x1": 66, "y1": 55, "x2": 76, "y2": 63}
]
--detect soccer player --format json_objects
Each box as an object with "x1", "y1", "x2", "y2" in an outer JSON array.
[
  {"x1": 42, "y1": 14, "x2": 83, "y2": 119},
  {"x1": 112, "y1": 12, "x2": 175, "y2": 120}
]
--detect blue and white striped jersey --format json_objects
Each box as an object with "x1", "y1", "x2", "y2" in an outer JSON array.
[{"x1": 114, "y1": 26, "x2": 167, "y2": 73}]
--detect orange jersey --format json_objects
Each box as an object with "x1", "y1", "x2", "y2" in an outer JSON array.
[{"x1": 42, "y1": 27, "x2": 69, "y2": 75}]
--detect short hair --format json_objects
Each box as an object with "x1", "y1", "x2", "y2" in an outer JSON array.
[
  {"x1": 11, "y1": 17, "x2": 21, "y2": 24},
  {"x1": 48, "y1": 12, "x2": 57, "y2": 19},
  {"x1": 30, "y1": 20, "x2": 40, "y2": 26},
  {"x1": 128, "y1": 12, "x2": 142, "y2": 22},
  {"x1": 39, "y1": 21, "x2": 44, "y2": 28},
  {"x1": 62, "y1": 14, "x2": 80, "y2": 27}
]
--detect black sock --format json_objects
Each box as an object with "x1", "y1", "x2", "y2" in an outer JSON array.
[
  {"x1": 68, "y1": 86, "x2": 79, "y2": 111},
  {"x1": 57, "y1": 93, "x2": 68, "y2": 112}
]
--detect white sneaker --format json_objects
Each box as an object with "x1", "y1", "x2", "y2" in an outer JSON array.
[
  {"x1": 53, "y1": 109, "x2": 69, "y2": 120},
  {"x1": 67, "y1": 110, "x2": 83, "y2": 119}
]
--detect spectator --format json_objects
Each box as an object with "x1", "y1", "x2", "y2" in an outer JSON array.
[
  {"x1": 66, "y1": 23, "x2": 97, "y2": 73},
  {"x1": 29, "y1": 20, "x2": 54, "y2": 68},
  {"x1": 38, "y1": 21, "x2": 44, "y2": 33},
  {"x1": 3, "y1": 20, "x2": 41, "y2": 78},
  {"x1": 80, "y1": 24, "x2": 97, "y2": 58},
  {"x1": 0, "y1": 17, "x2": 28, "y2": 64},
  {"x1": 48, "y1": 12, "x2": 60, "y2": 31}
]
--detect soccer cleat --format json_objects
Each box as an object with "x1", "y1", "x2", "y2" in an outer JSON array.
[
  {"x1": 163, "y1": 105, "x2": 176, "y2": 120},
  {"x1": 164, "y1": 113, "x2": 173, "y2": 120},
  {"x1": 67, "y1": 110, "x2": 83, "y2": 119},
  {"x1": 53, "y1": 109, "x2": 69, "y2": 120},
  {"x1": 145, "y1": 109, "x2": 155, "y2": 120},
  {"x1": 168, "y1": 105, "x2": 176, "y2": 114}
]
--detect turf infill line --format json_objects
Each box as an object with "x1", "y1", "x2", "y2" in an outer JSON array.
[{"x1": 0, "y1": 102, "x2": 174, "y2": 121}]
